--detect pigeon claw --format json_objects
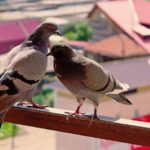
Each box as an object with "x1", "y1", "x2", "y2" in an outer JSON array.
[
  {"x1": 17, "y1": 101, "x2": 48, "y2": 109},
  {"x1": 28, "y1": 102, "x2": 48, "y2": 109},
  {"x1": 65, "y1": 112, "x2": 84, "y2": 121},
  {"x1": 82, "y1": 113, "x2": 100, "y2": 127}
]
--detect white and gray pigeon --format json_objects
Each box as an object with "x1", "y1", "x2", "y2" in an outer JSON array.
[
  {"x1": 0, "y1": 22, "x2": 61, "y2": 128},
  {"x1": 46, "y1": 43, "x2": 132, "y2": 120}
]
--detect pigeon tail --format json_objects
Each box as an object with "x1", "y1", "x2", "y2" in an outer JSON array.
[
  {"x1": 107, "y1": 82, "x2": 130, "y2": 95},
  {"x1": 107, "y1": 93, "x2": 132, "y2": 105},
  {"x1": 120, "y1": 82, "x2": 130, "y2": 91}
]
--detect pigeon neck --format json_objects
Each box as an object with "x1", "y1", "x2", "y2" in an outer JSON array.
[
  {"x1": 25, "y1": 32, "x2": 49, "y2": 54},
  {"x1": 35, "y1": 41, "x2": 49, "y2": 54}
]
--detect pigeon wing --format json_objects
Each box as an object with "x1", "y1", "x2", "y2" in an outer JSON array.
[{"x1": 78, "y1": 57, "x2": 128, "y2": 94}]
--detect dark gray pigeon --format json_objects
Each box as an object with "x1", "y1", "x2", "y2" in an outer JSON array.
[
  {"x1": 46, "y1": 43, "x2": 132, "y2": 120},
  {"x1": 0, "y1": 22, "x2": 61, "y2": 128}
]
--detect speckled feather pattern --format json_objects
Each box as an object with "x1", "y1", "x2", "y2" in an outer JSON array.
[
  {"x1": 0, "y1": 22, "x2": 59, "y2": 115},
  {"x1": 54, "y1": 54, "x2": 114, "y2": 105},
  {"x1": 53, "y1": 47, "x2": 130, "y2": 106},
  {"x1": 0, "y1": 46, "x2": 48, "y2": 113}
]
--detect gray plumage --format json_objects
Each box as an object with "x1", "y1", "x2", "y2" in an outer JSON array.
[
  {"x1": 47, "y1": 43, "x2": 132, "y2": 119},
  {"x1": 0, "y1": 22, "x2": 60, "y2": 127}
]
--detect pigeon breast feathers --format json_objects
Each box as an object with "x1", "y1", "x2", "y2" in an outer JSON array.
[
  {"x1": 7, "y1": 47, "x2": 47, "y2": 80},
  {"x1": 0, "y1": 48, "x2": 47, "y2": 92}
]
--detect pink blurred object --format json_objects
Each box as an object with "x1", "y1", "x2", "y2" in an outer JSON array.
[{"x1": 0, "y1": 18, "x2": 40, "y2": 54}]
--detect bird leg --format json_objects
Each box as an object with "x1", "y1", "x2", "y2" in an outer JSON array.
[
  {"x1": 17, "y1": 101, "x2": 48, "y2": 109},
  {"x1": 65, "y1": 97, "x2": 85, "y2": 121},
  {"x1": 93, "y1": 106, "x2": 99, "y2": 119},
  {"x1": 81, "y1": 105, "x2": 100, "y2": 127},
  {"x1": 28, "y1": 101, "x2": 48, "y2": 109},
  {"x1": 66, "y1": 105, "x2": 83, "y2": 121},
  {"x1": 88, "y1": 106, "x2": 100, "y2": 127}
]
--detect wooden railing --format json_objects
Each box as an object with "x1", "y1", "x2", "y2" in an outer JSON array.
[{"x1": 4, "y1": 106, "x2": 150, "y2": 146}]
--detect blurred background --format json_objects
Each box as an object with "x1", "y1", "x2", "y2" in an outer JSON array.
[{"x1": 0, "y1": 0, "x2": 150, "y2": 150}]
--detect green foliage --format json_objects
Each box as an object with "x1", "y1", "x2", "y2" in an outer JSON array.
[
  {"x1": 33, "y1": 89, "x2": 54, "y2": 107},
  {"x1": 0, "y1": 123, "x2": 19, "y2": 139},
  {"x1": 43, "y1": 72, "x2": 57, "y2": 83},
  {"x1": 63, "y1": 21, "x2": 92, "y2": 41}
]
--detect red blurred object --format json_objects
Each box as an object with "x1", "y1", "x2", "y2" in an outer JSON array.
[
  {"x1": 131, "y1": 145, "x2": 150, "y2": 150},
  {"x1": 134, "y1": 114, "x2": 150, "y2": 122},
  {"x1": 131, "y1": 114, "x2": 150, "y2": 150}
]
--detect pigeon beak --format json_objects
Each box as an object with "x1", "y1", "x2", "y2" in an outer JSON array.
[
  {"x1": 55, "y1": 30, "x2": 62, "y2": 36},
  {"x1": 46, "y1": 52, "x2": 52, "y2": 57}
]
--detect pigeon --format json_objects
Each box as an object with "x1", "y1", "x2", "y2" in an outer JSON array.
[
  {"x1": 0, "y1": 22, "x2": 61, "y2": 128},
  {"x1": 46, "y1": 43, "x2": 132, "y2": 120}
]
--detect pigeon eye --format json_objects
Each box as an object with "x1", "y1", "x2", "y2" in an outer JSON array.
[
  {"x1": 54, "y1": 48, "x2": 60, "y2": 53},
  {"x1": 57, "y1": 47, "x2": 63, "y2": 51}
]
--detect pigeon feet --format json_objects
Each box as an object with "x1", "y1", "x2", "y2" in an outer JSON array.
[
  {"x1": 17, "y1": 101, "x2": 48, "y2": 109},
  {"x1": 65, "y1": 112, "x2": 84, "y2": 121},
  {"x1": 82, "y1": 113, "x2": 100, "y2": 127},
  {"x1": 83, "y1": 113, "x2": 100, "y2": 119},
  {"x1": 65, "y1": 105, "x2": 84, "y2": 121}
]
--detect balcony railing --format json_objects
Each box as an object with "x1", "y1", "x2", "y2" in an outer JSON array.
[{"x1": 4, "y1": 106, "x2": 150, "y2": 146}]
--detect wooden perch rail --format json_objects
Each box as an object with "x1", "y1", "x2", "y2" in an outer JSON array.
[{"x1": 4, "y1": 106, "x2": 150, "y2": 146}]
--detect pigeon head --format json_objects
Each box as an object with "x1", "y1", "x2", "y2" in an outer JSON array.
[
  {"x1": 46, "y1": 44, "x2": 76, "y2": 59},
  {"x1": 35, "y1": 22, "x2": 61, "y2": 37},
  {"x1": 26, "y1": 22, "x2": 60, "y2": 44}
]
